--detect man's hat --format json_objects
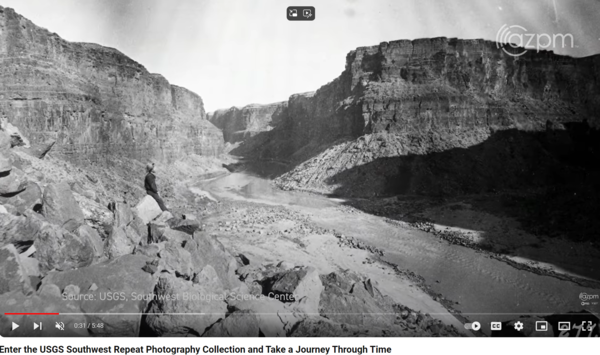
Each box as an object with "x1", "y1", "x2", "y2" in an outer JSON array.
[{"x1": 146, "y1": 162, "x2": 155, "y2": 172}]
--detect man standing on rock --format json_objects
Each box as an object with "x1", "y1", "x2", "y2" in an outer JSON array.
[{"x1": 145, "y1": 162, "x2": 168, "y2": 211}]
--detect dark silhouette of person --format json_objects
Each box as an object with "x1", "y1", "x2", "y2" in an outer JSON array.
[{"x1": 144, "y1": 162, "x2": 168, "y2": 211}]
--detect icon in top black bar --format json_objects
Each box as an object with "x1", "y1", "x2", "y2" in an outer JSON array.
[{"x1": 287, "y1": 6, "x2": 315, "y2": 21}]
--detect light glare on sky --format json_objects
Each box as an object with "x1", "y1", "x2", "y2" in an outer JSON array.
[{"x1": 1, "y1": 0, "x2": 599, "y2": 111}]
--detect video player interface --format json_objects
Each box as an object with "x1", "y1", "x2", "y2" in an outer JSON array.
[{"x1": 0, "y1": 0, "x2": 598, "y2": 339}]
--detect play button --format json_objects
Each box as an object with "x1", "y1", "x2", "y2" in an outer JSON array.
[{"x1": 11, "y1": 322, "x2": 19, "y2": 331}]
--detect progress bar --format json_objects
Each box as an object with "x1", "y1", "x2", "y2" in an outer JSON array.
[
  {"x1": 4, "y1": 313, "x2": 59, "y2": 315},
  {"x1": 5, "y1": 312, "x2": 599, "y2": 316}
]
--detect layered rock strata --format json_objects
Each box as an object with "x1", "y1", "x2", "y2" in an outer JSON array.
[
  {"x1": 0, "y1": 6, "x2": 223, "y2": 164},
  {"x1": 208, "y1": 102, "x2": 288, "y2": 144},
  {"x1": 229, "y1": 38, "x2": 600, "y2": 196}
]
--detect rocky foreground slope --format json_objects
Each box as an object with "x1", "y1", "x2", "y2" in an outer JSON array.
[
  {"x1": 0, "y1": 5, "x2": 223, "y2": 164},
  {"x1": 231, "y1": 38, "x2": 600, "y2": 196},
  {"x1": 0, "y1": 125, "x2": 460, "y2": 337}
]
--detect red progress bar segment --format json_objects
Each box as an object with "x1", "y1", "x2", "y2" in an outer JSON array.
[{"x1": 4, "y1": 313, "x2": 60, "y2": 315}]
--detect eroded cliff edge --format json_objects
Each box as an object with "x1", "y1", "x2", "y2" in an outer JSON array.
[
  {"x1": 231, "y1": 37, "x2": 600, "y2": 196},
  {"x1": 208, "y1": 102, "x2": 288, "y2": 144},
  {"x1": 0, "y1": 6, "x2": 223, "y2": 164}
]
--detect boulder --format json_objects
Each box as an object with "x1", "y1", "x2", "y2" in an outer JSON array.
[
  {"x1": 227, "y1": 296, "x2": 303, "y2": 337},
  {"x1": 19, "y1": 255, "x2": 41, "y2": 277},
  {"x1": 318, "y1": 272, "x2": 395, "y2": 328},
  {"x1": 153, "y1": 210, "x2": 174, "y2": 225},
  {"x1": 129, "y1": 213, "x2": 148, "y2": 245},
  {"x1": 73, "y1": 193, "x2": 114, "y2": 233},
  {"x1": 184, "y1": 233, "x2": 241, "y2": 290},
  {"x1": 168, "y1": 218, "x2": 200, "y2": 235},
  {"x1": 204, "y1": 310, "x2": 261, "y2": 337},
  {"x1": 292, "y1": 267, "x2": 323, "y2": 314},
  {"x1": 106, "y1": 225, "x2": 141, "y2": 259},
  {"x1": 76, "y1": 224, "x2": 104, "y2": 258},
  {"x1": 234, "y1": 263, "x2": 294, "y2": 297},
  {"x1": 0, "y1": 205, "x2": 7, "y2": 214},
  {"x1": 149, "y1": 223, "x2": 190, "y2": 245},
  {"x1": 62, "y1": 218, "x2": 81, "y2": 233},
  {"x1": 263, "y1": 266, "x2": 323, "y2": 314},
  {"x1": 134, "y1": 242, "x2": 165, "y2": 258},
  {"x1": 0, "y1": 118, "x2": 30, "y2": 148},
  {"x1": 0, "y1": 152, "x2": 11, "y2": 174},
  {"x1": 192, "y1": 265, "x2": 224, "y2": 293},
  {"x1": 41, "y1": 254, "x2": 156, "y2": 336},
  {"x1": 148, "y1": 222, "x2": 166, "y2": 243},
  {"x1": 0, "y1": 181, "x2": 42, "y2": 214},
  {"x1": 41, "y1": 182, "x2": 85, "y2": 227},
  {"x1": 163, "y1": 228, "x2": 191, "y2": 244},
  {"x1": 34, "y1": 223, "x2": 95, "y2": 273},
  {"x1": 147, "y1": 211, "x2": 182, "y2": 245},
  {"x1": 0, "y1": 244, "x2": 33, "y2": 295},
  {"x1": 134, "y1": 196, "x2": 162, "y2": 224},
  {"x1": 0, "y1": 131, "x2": 11, "y2": 152},
  {"x1": 0, "y1": 213, "x2": 45, "y2": 246},
  {"x1": 0, "y1": 287, "x2": 88, "y2": 337},
  {"x1": 157, "y1": 241, "x2": 194, "y2": 279},
  {"x1": 112, "y1": 202, "x2": 134, "y2": 228},
  {"x1": 142, "y1": 259, "x2": 160, "y2": 275},
  {"x1": 17, "y1": 140, "x2": 55, "y2": 159},
  {"x1": 144, "y1": 273, "x2": 227, "y2": 336},
  {"x1": 0, "y1": 167, "x2": 27, "y2": 196}
]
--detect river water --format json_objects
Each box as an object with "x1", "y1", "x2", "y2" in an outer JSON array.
[{"x1": 198, "y1": 172, "x2": 600, "y2": 335}]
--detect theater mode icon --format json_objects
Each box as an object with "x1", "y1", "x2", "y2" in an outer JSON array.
[{"x1": 535, "y1": 321, "x2": 548, "y2": 331}]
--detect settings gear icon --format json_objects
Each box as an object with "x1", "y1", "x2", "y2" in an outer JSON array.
[{"x1": 514, "y1": 321, "x2": 524, "y2": 331}]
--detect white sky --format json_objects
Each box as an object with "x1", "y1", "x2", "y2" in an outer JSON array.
[{"x1": 1, "y1": 0, "x2": 599, "y2": 111}]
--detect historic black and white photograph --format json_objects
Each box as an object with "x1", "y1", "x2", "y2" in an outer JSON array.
[{"x1": 0, "y1": 0, "x2": 599, "y2": 338}]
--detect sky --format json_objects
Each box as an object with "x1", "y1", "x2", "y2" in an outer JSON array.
[{"x1": 1, "y1": 0, "x2": 599, "y2": 111}]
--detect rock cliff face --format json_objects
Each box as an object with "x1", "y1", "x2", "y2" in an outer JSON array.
[
  {"x1": 0, "y1": 6, "x2": 223, "y2": 164},
  {"x1": 208, "y1": 102, "x2": 287, "y2": 144},
  {"x1": 230, "y1": 37, "x2": 600, "y2": 196}
]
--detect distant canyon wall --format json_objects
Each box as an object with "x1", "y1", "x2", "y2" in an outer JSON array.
[
  {"x1": 233, "y1": 38, "x2": 600, "y2": 196},
  {"x1": 0, "y1": 6, "x2": 223, "y2": 164},
  {"x1": 208, "y1": 102, "x2": 288, "y2": 144}
]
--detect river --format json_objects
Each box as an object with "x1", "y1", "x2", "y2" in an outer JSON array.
[{"x1": 197, "y1": 172, "x2": 600, "y2": 335}]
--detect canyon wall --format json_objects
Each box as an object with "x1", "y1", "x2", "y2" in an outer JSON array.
[
  {"x1": 233, "y1": 38, "x2": 600, "y2": 196},
  {"x1": 208, "y1": 102, "x2": 288, "y2": 144},
  {"x1": 0, "y1": 6, "x2": 223, "y2": 164}
]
